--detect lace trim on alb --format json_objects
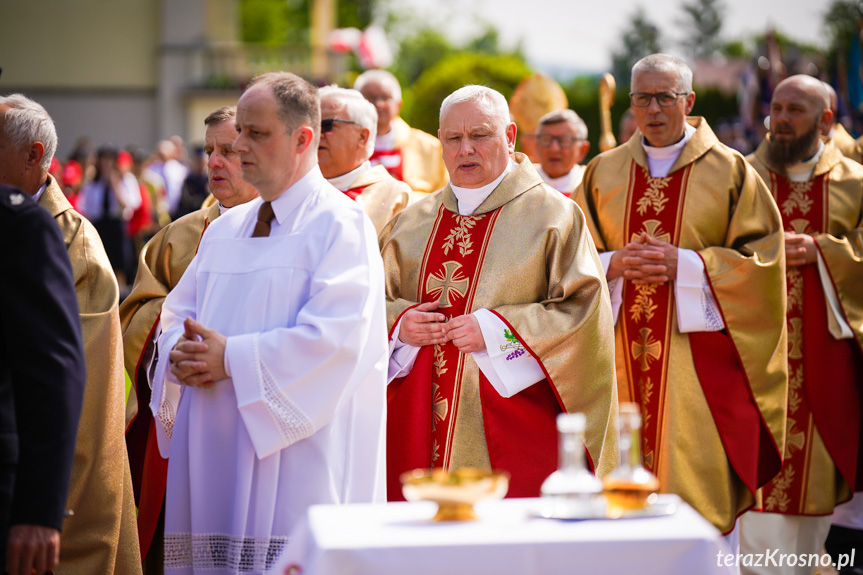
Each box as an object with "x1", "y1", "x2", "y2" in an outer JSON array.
[
  {"x1": 254, "y1": 336, "x2": 315, "y2": 447},
  {"x1": 702, "y1": 273, "x2": 725, "y2": 331},
  {"x1": 164, "y1": 532, "x2": 288, "y2": 572}
]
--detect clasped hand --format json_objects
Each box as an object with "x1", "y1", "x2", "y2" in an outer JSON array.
[
  {"x1": 169, "y1": 317, "x2": 227, "y2": 388},
  {"x1": 607, "y1": 232, "x2": 678, "y2": 285},
  {"x1": 784, "y1": 231, "x2": 816, "y2": 267},
  {"x1": 398, "y1": 301, "x2": 486, "y2": 352}
]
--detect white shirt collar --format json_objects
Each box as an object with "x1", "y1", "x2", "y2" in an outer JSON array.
[
  {"x1": 270, "y1": 165, "x2": 326, "y2": 224},
  {"x1": 32, "y1": 180, "x2": 49, "y2": 203},
  {"x1": 785, "y1": 140, "x2": 824, "y2": 183},
  {"x1": 641, "y1": 122, "x2": 696, "y2": 177},
  {"x1": 537, "y1": 165, "x2": 582, "y2": 194},
  {"x1": 375, "y1": 126, "x2": 397, "y2": 151},
  {"x1": 450, "y1": 159, "x2": 515, "y2": 216},
  {"x1": 326, "y1": 161, "x2": 372, "y2": 191}
]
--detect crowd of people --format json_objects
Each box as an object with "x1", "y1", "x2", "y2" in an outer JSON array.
[{"x1": 0, "y1": 53, "x2": 861, "y2": 575}]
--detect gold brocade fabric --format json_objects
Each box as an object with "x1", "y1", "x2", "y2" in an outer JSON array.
[
  {"x1": 348, "y1": 164, "x2": 411, "y2": 233},
  {"x1": 379, "y1": 153, "x2": 619, "y2": 479},
  {"x1": 829, "y1": 124, "x2": 859, "y2": 159},
  {"x1": 747, "y1": 141, "x2": 863, "y2": 515},
  {"x1": 391, "y1": 117, "x2": 449, "y2": 196},
  {"x1": 38, "y1": 177, "x2": 142, "y2": 575},
  {"x1": 119, "y1": 202, "x2": 220, "y2": 428},
  {"x1": 575, "y1": 118, "x2": 788, "y2": 534}
]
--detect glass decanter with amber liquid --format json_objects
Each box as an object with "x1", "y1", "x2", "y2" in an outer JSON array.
[
  {"x1": 602, "y1": 403, "x2": 660, "y2": 518},
  {"x1": 540, "y1": 412, "x2": 604, "y2": 518}
]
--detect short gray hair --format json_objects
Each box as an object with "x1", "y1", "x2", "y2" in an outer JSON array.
[
  {"x1": 353, "y1": 69, "x2": 402, "y2": 103},
  {"x1": 319, "y1": 85, "x2": 378, "y2": 158},
  {"x1": 538, "y1": 109, "x2": 588, "y2": 140},
  {"x1": 632, "y1": 54, "x2": 693, "y2": 94},
  {"x1": 0, "y1": 93, "x2": 58, "y2": 171},
  {"x1": 440, "y1": 85, "x2": 510, "y2": 130}
]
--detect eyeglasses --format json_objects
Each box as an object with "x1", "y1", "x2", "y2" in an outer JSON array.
[
  {"x1": 629, "y1": 92, "x2": 689, "y2": 108},
  {"x1": 321, "y1": 118, "x2": 359, "y2": 133},
  {"x1": 536, "y1": 134, "x2": 584, "y2": 148}
]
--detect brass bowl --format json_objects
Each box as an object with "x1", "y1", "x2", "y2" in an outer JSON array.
[{"x1": 401, "y1": 468, "x2": 510, "y2": 521}]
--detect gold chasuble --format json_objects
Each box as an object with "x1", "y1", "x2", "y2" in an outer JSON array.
[
  {"x1": 380, "y1": 154, "x2": 618, "y2": 500},
  {"x1": 38, "y1": 177, "x2": 142, "y2": 575},
  {"x1": 747, "y1": 140, "x2": 863, "y2": 515},
  {"x1": 373, "y1": 117, "x2": 449, "y2": 196},
  {"x1": 341, "y1": 164, "x2": 411, "y2": 233},
  {"x1": 119, "y1": 200, "x2": 220, "y2": 564},
  {"x1": 829, "y1": 123, "x2": 858, "y2": 159},
  {"x1": 575, "y1": 118, "x2": 788, "y2": 534}
]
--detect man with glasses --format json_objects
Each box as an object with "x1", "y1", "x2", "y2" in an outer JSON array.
[
  {"x1": 149, "y1": 72, "x2": 387, "y2": 573},
  {"x1": 354, "y1": 70, "x2": 448, "y2": 198},
  {"x1": 534, "y1": 109, "x2": 590, "y2": 197},
  {"x1": 318, "y1": 86, "x2": 410, "y2": 233},
  {"x1": 575, "y1": 54, "x2": 788, "y2": 544}
]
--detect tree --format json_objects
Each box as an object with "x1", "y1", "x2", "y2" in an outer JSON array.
[
  {"x1": 678, "y1": 0, "x2": 725, "y2": 60},
  {"x1": 610, "y1": 8, "x2": 662, "y2": 84},
  {"x1": 401, "y1": 53, "x2": 531, "y2": 135},
  {"x1": 390, "y1": 28, "x2": 455, "y2": 87}
]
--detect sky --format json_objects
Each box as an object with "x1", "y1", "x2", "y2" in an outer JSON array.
[{"x1": 392, "y1": 0, "x2": 830, "y2": 76}]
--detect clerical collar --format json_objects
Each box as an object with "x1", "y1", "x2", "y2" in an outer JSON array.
[
  {"x1": 827, "y1": 125, "x2": 836, "y2": 140},
  {"x1": 327, "y1": 161, "x2": 372, "y2": 191},
  {"x1": 375, "y1": 126, "x2": 397, "y2": 152},
  {"x1": 785, "y1": 140, "x2": 824, "y2": 183},
  {"x1": 641, "y1": 122, "x2": 696, "y2": 177},
  {"x1": 32, "y1": 180, "x2": 48, "y2": 203},
  {"x1": 218, "y1": 202, "x2": 229, "y2": 216},
  {"x1": 537, "y1": 165, "x2": 581, "y2": 194},
  {"x1": 450, "y1": 159, "x2": 515, "y2": 216}
]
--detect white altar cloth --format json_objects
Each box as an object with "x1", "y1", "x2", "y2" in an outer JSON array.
[{"x1": 272, "y1": 495, "x2": 735, "y2": 575}]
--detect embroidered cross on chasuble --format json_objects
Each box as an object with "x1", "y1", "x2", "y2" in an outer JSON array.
[
  {"x1": 386, "y1": 204, "x2": 565, "y2": 501},
  {"x1": 759, "y1": 171, "x2": 861, "y2": 515},
  {"x1": 621, "y1": 163, "x2": 778, "y2": 496}
]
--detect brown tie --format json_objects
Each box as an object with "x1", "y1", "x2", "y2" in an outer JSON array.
[{"x1": 251, "y1": 201, "x2": 275, "y2": 238}]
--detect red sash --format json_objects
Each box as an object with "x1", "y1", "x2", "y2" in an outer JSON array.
[
  {"x1": 620, "y1": 163, "x2": 689, "y2": 473},
  {"x1": 343, "y1": 184, "x2": 366, "y2": 202},
  {"x1": 759, "y1": 172, "x2": 863, "y2": 513},
  {"x1": 370, "y1": 148, "x2": 404, "y2": 182},
  {"x1": 386, "y1": 205, "x2": 563, "y2": 500}
]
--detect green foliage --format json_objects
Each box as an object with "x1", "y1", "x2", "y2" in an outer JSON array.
[
  {"x1": 240, "y1": 0, "x2": 374, "y2": 46},
  {"x1": 721, "y1": 40, "x2": 751, "y2": 60},
  {"x1": 390, "y1": 28, "x2": 455, "y2": 86},
  {"x1": 678, "y1": 0, "x2": 724, "y2": 59},
  {"x1": 401, "y1": 53, "x2": 532, "y2": 135},
  {"x1": 823, "y1": 0, "x2": 861, "y2": 49},
  {"x1": 610, "y1": 7, "x2": 662, "y2": 84},
  {"x1": 241, "y1": 0, "x2": 302, "y2": 45}
]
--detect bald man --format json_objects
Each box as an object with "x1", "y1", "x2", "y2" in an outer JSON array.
[
  {"x1": 822, "y1": 82, "x2": 858, "y2": 159},
  {"x1": 741, "y1": 74, "x2": 863, "y2": 575}
]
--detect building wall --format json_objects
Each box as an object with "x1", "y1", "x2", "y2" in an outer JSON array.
[{"x1": 0, "y1": 0, "x2": 159, "y2": 89}]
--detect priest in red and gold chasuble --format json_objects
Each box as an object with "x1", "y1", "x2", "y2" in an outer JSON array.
[
  {"x1": 380, "y1": 86, "x2": 618, "y2": 502},
  {"x1": 740, "y1": 77, "x2": 863, "y2": 557},
  {"x1": 574, "y1": 54, "x2": 787, "y2": 535}
]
